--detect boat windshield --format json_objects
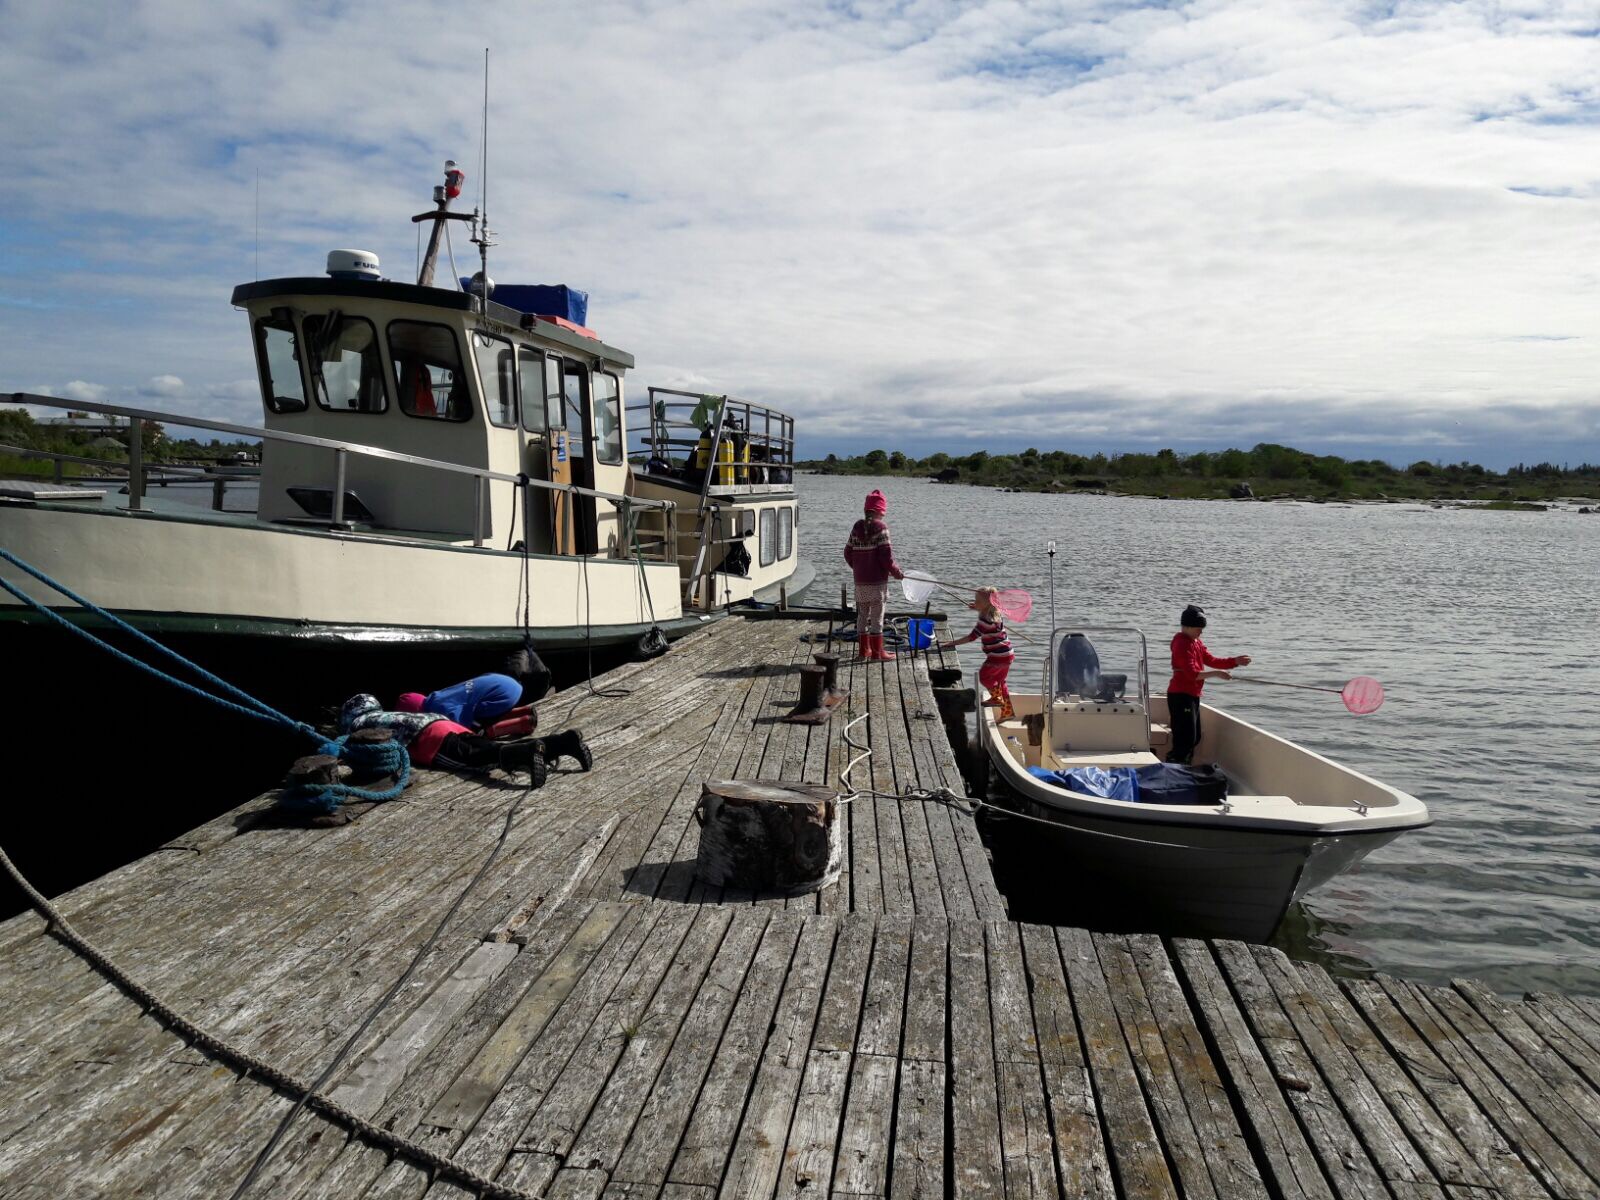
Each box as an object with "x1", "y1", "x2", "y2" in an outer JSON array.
[
  {"x1": 390, "y1": 320, "x2": 471, "y2": 422},
  {"x1": 1046, "y1": 627, "x2": 1150, "y2": 709},
  {"x1": 254, "y1": 309, "x2": 308, "y2": 414},
  {"x1": 304, "y1": 313, "x2": 386, "y2": 413}
]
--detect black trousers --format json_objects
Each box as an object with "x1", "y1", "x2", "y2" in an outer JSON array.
[
  {"x1": 1166, "y1": 692, "x2": 1202, "y2": 764},
  {"x1": 433, "y1": 732, "x2": 500, "y2": 772}
]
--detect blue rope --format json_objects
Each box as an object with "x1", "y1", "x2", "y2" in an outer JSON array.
[
  {"x1": 0, "y1": 547, "x2": 328, "y2": 746},
  {"x1": 0, "y1": 548, "x2": 410, "y2": 810},
  {"x1": 278, "y1": 733, "x2": 411, "y2": 815}
]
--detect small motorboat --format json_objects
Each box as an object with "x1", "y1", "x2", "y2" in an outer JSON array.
[{"x1": 979, "y1": 626, "x2": 1430, "y2": 941}]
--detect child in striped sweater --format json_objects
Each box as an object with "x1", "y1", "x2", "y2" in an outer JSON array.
[{"x1": 940, "y1": 586, "x2": 1015, "y2": 720}]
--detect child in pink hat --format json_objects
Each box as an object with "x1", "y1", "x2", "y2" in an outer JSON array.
[{"x1": 843, "y1": 489, "x2": 905, "y2": 660}]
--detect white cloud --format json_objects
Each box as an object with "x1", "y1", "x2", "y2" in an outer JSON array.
[
  {"x1": 61, "y1": 381, "x2": 109, "y2": 403},
  {"x1": 1, "y1": 0, "x2": 1596, "y2": 466},
  {"x1": 140, "y1": 375, "x2": 185, "y2": 396}
]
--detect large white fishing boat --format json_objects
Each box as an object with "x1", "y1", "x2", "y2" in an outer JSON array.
[
  {"x1": 979, "y1": 626, "x2": 1430, "y2": 941},
  {"x1": 0, "y1": 164, "x2": 809, "y2": 665}
]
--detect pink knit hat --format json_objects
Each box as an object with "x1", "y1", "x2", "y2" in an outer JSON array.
[
  {"x1": 864, "y1": 489, "x2": 887, "y2": 515},
  {"x1": 396, "y1": 692, "x2": 427, "y2": 713}
]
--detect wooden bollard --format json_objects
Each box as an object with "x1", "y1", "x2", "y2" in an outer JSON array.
[{"x1": 694, "y1": 780, "x2": 842, "y2": 895}]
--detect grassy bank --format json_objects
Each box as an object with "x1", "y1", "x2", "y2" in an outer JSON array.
[{"x1": 800, "y1": 445, "x2": 1600, "y2": 504}]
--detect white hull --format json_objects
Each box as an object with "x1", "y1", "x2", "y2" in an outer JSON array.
[
  {"x1": 981, "y1": 688, "x2": 1429, "y2": 941},
  {"x1": 0, "y1": 500, "x2": 688, "y2": 648}
]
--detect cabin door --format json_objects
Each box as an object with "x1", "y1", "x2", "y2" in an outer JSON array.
[
  {"x1": 561, "y1": 361, "x2": 600, "y2": 556},
  {"x1": 515, "y1": 346, "x2": 554, "y2": 552},
  {"x1": 542, "y1": 355, "x2": 578, "y2": 554}
]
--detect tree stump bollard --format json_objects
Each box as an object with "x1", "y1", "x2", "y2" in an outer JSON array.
[{"x1": 694, "y1": 780, "x2": 842, "y2": 895}]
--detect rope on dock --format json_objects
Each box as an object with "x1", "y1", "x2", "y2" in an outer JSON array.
[{"x1": 0, "y1": 817, "x2": 543, "y2": 1200}]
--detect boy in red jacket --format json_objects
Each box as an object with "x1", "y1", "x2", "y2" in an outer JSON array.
[
  {"x1": 843, "y1": 489, "x2": 905, "y2": 660},
  {"x1": 1166, "y1": 605, "x2": 1251, "y2": 764}
]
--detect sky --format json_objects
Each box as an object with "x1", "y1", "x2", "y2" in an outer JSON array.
[{"x1": 1, "y1": 0, "x2": 1597, "y2": 469}]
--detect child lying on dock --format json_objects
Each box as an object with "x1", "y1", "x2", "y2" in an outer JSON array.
[
  {"x1": 338, "y1": 694, "x2": 592, "y2": 789},
  {"x1": 395, "y1": 672, "x2": 538, "y2": 738}
]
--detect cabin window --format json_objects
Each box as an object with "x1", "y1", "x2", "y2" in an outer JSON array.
[
  {"x1": 254, "y1": 309, "x2": 308, "y2": 414},
  {"x1": 759, "y1": 507, "x2": 776, "y2": 567},
  {"x1": 388, "y1": 321, "x2": 471, "y2": 422},
  {"x1": 594, "y1": 371, "x2": 623, "y2": 465},
  {"x1": 518, "y1": 347, "x2": 546, "y2": 434},
  {"x1": 543, "y1": 356, "x2": 566, "y2": 430},
  {"x1": 562, "y1": 363, "x2": 588, "y2": 458},
  {"x1": 472, "y1": 333, "x2": 517, "y2": 428},
  {"x1": 779, "y1": 507, "x2": 793, "y2": 560},
  {"x1": 304, "y1": 314, "x2": 386, "y2": 413}
]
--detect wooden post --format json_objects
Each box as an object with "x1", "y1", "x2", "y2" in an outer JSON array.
[{"x1": 694, "y1": 780, "x2": 842, "y2": 895}]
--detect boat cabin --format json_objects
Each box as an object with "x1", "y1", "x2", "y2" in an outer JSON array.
[{"x1": 232, "y1": 272, "x2": 638, "y2": 557}]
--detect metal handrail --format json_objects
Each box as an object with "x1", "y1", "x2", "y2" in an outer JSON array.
[
  {"x1": 5, "y1": 392, "x2": 674, "y2": 512},
  {"x1": 629, "y1": 388, "x2": 796, "y2": 494},
  {"x1": 0, "y1": 443, "x2": 218, "y2": 479}
]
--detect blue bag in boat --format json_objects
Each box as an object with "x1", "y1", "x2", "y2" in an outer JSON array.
[
  {"x1": 1027, "y1": 765, "x2": 1139, "y2": 802},
  {"x1": 1131, "y1": 762, "x2": 1230, "y2": 805}
]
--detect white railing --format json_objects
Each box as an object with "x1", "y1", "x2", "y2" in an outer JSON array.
[{"x1": 3, "y1": 393, "x2": 678, "y2": 561}]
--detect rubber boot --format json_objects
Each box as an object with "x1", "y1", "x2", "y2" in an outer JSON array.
[
  {"x1": 496, "y1": 740, "x2": 548, "y2": 788},
  {"x1": 482, "y1": 705, "x2": 537, "y2": 739},
  {"x1": 858, "y1": 634, "x2": 873, "y2": 662},
  {"x1": 539, "y1": 729, "x2": 593, "y2": 772},
  {"x1": 872, "y1": 634, "x2": 896, "y2": 661}
]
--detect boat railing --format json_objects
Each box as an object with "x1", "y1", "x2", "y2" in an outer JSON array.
[
  {"x1": 627, "y1": 387, "x2": 795, "y2": 493},
  {"x1": 3, "y1": 392, "x2": 679, "y2": 562}
]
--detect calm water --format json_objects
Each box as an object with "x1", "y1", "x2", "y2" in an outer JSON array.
[{"x1": 802, "y1": 473, "x2": 1600, "y2": 996}]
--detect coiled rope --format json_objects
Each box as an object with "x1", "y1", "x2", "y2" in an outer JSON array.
[{"x1": 276, "y1": 734, "x2": 412, "y2": 815}]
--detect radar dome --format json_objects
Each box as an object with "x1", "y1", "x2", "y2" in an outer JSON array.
[{"x1": 326, "y1": 249, "x2": 381, "y2": 281}]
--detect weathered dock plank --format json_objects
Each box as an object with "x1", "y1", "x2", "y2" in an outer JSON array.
[{"x1": 5, "y1": 614, "x2": 1600, "y2": 1200}]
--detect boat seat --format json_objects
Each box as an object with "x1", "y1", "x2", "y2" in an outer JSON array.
[
  {"x1": 1048, "y1": 749, "x2": 1162, "y2": 769},
  {"x1": 1149, "y1": 722, "x2": 1171, "y2": 748}
]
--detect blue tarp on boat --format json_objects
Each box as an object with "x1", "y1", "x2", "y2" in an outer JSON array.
[
  {"x1": 1027, "y1": 763, "x2": 1229, "y2": 805},
  {"x1": 463, "y1": 282, "x2": 589, "y2": 325}
]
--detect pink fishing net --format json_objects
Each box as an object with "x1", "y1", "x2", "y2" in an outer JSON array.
[
  {"x1": 994, "y1": 589, "x2": 1033, "y2": 622},
  {"x1": 1341, "y1": 676, "x2": 1385, "y2": 715}
]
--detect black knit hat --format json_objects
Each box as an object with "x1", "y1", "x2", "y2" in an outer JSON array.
[{"x1": 1181, "y1": 605, "x2": 1207, "y2": 629}]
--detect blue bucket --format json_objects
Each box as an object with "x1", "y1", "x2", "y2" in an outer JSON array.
[{"x1": 905, "y1": 618, "x2": 936, "y2": 650}]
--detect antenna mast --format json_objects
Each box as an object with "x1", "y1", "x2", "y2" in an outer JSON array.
[{"x1": 470, "y1": 48, "x2": 494, "y2": 316}]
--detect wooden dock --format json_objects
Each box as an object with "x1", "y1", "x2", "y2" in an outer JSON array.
[{"x1": 1, "y1": 616, "x2": 1598, "y2": 1199}]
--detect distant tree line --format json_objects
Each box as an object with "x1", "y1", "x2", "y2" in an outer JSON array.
[
  {"x1": 799, "y1": 443, "x2": 1600, "y2": 501},
  {"x1": 0, "y1": 407, "x2": 260, "y2": 477}
]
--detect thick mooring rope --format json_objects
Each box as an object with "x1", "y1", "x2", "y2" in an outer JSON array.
[{"x1": 0, "y1": 829, "x2": 540, "y2": 1200}]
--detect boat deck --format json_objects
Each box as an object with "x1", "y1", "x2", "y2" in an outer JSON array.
[{"x1": 2, "y1": 617, "x2": 1598, "y2": 1199}]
